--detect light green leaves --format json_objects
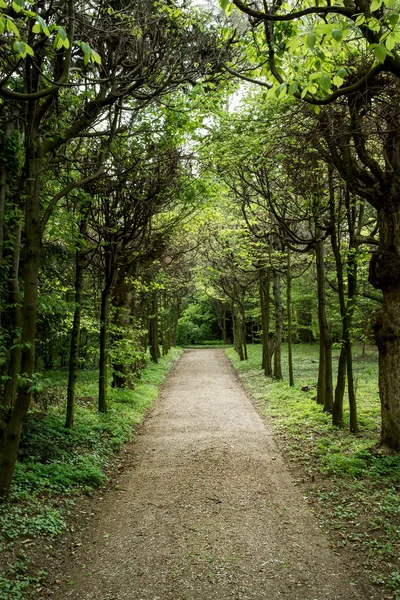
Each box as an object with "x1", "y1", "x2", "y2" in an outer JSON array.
[
  {"x1": 12, "y1": 0, "x2": 25, "y2": 13},
  {"x1": 370, "y1": 0, "x2": 383, "y2": 11},
  {"x1": 320, "y1": 74, "x2": 331, "y2": 92},
  {"x1": 2, "y1": 15, "x2": 20, "y2": 37},
  {"x1": 32, "y1": 15, "x2": 51, "y2": 36},
  {"x1": 388, "y1": 12, "x2": 399, "y2": 26},
  {"x1": 54, "y1": 25, "x2": 70, "y2": 50},
  {"x1": 288, "y1": 80, "x2": 299, "y2": 95},
  {"x1": 79, "y1": 42, "x2": 101, "y2": 65},
  {"x1": 13, "y1": 40, "x2": 33, "y2": 57},
  {"x1": 374, "y1": 42, "x2": 389, "y2": 62},
  {"x1": 307, "y1": 33, "x2": 316, "y2": 49}
]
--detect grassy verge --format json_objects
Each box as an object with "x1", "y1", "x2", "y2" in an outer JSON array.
[
  {"x1": 227, "y1": 343, "x2": 400, "y2": 600},
  {"x1": 0, "y1": 347, "x2": 183, "y2": 599}
]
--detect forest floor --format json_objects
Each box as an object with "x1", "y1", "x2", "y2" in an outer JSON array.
[{"x1": 44, "y1": 349, "x2": 373, "y2": 600}]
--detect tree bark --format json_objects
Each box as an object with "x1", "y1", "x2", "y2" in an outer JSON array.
[
  {"x1": 273, "y1": 269, "x2": 283, "y2": 380},
  {"x1": 98, "y1": 247, "x2": 115, "y2": 413},
  {"x1": 66, "y1": 216, "x2": 88, "y2": 428},
  {"x1": 259, "y1": 268, "x2": 272, "y2": 376},
  {"x1": 3, "y1": 225, "x2": 22, "y2": 408},
  {"x1": 0, "y1": 148, "x2": 42, "y2": 498},
  {"x1": 315, "y1": 239, "x2": 333, "y2": 412},
  {"x1": 329, "y1": 176, "x2": 346, "y2": 426},
  {"x1": 149, "y1": 290, "x2": 160, "y2": 364},
  {"x1": 232, "y1": 302, "x2": 244, "y2": 361},
  {"x1": 287, "y1": 249, "x2": 294, "y2": 387}
]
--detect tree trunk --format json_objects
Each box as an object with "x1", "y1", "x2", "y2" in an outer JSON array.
[
  {"x1": 329, "y1": 176, "x2": 346, "y2": 426},
  {"x1": 222, "y1": 306, "x2": 228, "y2": 344},
  {"x1": 99, "y1": 287, "x2": 111, "y2": 413},
  {"x1": 317, "y1": 333, "x2": 326, "y2": 406},
  {"x1": 345, "y1": 190, "x2": 359, "y2": 434},
  {"x1": 232, "y1": 302, "x2": 244, "y2": 361},
  {"x1": 287, "y1": 249, "x2": 294, "y2": 387},
  {"x1": 259, "y1": 268, "x2": 272, "y2": 376},
  {"x1": 315, "y1": 239, "x2": 333, "y2": 412},
  {"x1": 0, "y1": 150, "x2": 42, "y2": 498},
  {"x1": 241, "y1": 307, "x2": 248, "y2": 360},
  {"x1": 149, "y1": 290, "x2": 160, "y2": 364},
  {"x1": 3, "y1": 225, "x2": 22, "y2": 408},
  {"x1": 98, "y1": 247, "x2": 115, "y2": 413},
  {"x1": 66, "y1": 217, "x2": 88, "y2": 428},
  {"x1": 273, "y1": 269, "x2": 283, "y2": 380}
]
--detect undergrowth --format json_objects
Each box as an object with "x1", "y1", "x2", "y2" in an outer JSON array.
[
  {"x1": 227, "y1": 343, "x2": 400, "y2": 600},
  {"x1": 0, "y1": 347, "x2": 182, "y2": 599}
]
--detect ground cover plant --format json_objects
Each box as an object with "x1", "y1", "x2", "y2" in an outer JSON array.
[
  {"x1": 227, "y1": 343, "x2": 400, "y2": 600},
  {"x1": 0, "y1": 348, "x2": 182, "y2": 599}
]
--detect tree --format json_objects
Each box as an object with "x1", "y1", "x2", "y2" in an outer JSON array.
[
  {"x1": 218, "y1": 0, "x2": 400, "y2": 447},
  {"x1": 0, "y1": 0, "x2": 234, "y2": 497}
]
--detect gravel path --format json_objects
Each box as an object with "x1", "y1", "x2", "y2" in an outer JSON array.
[{"x1": 59, "y1": 349, "x2": 365, "y2": 600}]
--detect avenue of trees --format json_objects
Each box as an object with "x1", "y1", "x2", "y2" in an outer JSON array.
[{"x1": 0, "y1": 0, "x2": 400, "y2": 500}]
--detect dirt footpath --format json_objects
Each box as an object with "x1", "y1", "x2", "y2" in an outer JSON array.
[{"x1": 58, "y1": 349, "x2": 364, "y2": 600}]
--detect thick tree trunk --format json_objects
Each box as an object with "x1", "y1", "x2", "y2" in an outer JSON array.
[
  {"x1": 98, "y1": 247, "x2": 115, "y2": 413},
  {"x1": 259, "y1": 268, "x2": 272, "y2": 376},
  {"x1": 172, "y1": 300, "x2": 180, "y2": 347},
  {"x1": 329, "y1": 178, "x2": 346, "y2": 426},
  {"x1": 345, "y1": 190, "x2": 359, "y2": 434},
  {"x1": 222, "y1": 307, "x2": 228, "y2": 344},
  {"x1": 99, "y1": 287, "x2": 111, "y2": 413},
  {"x1": 3, "y1": 225, "x2": 22, "y2": 408},
  {"x1": 316, "y1": 239, "x2": 333, "y2": 412},
  {"x1": 241, "y1": 307, "x2": 248, "y2": 360},
  {"x1": 149, "y1": 291, "x2": 160, "y2": 364},
  {"x1": 0, "y1": 151, "x2": 42, "y2": 498},
  {"x1": 317, "y1": 333, "x2": 326, "y2": 406},
  {"x1": 232, "y1": 302, "x2": 244, "y2": 361},
  {"x1": 273, "y1": 269, "x2": 283, "y2": 380},
  {"x1": 287, "y1": 249, "x2": 294, "y2": 387},
  {"x1": 66, "y1": 217, "x2": 88, "y2": 428}
]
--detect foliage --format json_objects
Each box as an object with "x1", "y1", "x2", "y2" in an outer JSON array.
[{"x1": 177, "y1": 295, "x2": 218, "y2": 345}]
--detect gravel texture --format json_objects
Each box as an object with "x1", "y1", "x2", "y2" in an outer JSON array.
[{"x1": 57, "y1": 349, "x2": 365, "y2": 600}]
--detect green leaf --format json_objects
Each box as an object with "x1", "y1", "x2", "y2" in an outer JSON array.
[
  {"x1": 57, "y1": 25, "x2": 67, "y2": 40},
  {"x1": 275, "y1": 82, "x2": 287, "y2": 98},
  {"x1": 370, "y1": 0, "x2": 382, "y2": 11},
  {"x1": 13, "y1": 40, "x2": 26, "y2": 57},
  {"x1": 333, "y1": 75, "x2": 344, "y2": 87},
  {"x1": 6, "y1": 17, "x2": 20, "y2": 37},
  {"x1": 386, "y1": 36, "x2": 396, "y2": 51},
  {"x1": 288, "y1": 80, "x2": 299, "y2": 95},
  {"x1": 92, "y1": 51, "x2": 101, "y2": 64},
  {"x1": 32, "y1": 23, "x2": 41, "y2": 33},
  {"x1": 374, "y1": 42, "x2": 388, "y2": 62},
  {"x1": 337, "y1": 67, "x2": 347, "y2": 78},
  {"x1": 320, "y1": 74, "x2": 331, "y2": 92},
  {"x1": 307, "y1": 32, "x2": 316, "y2": 49},
  {"x1": 331, "y1": 29, "x2": 342, "y2": 42},
  {"x1": 220, "y1": 0, "x2": 231, "y2": 9},
  {"x1": 388, "y1": 12, "x2": 399, "y2": 26},
  {"x1": 12, "y1": 1, "x2": 22, "y2": 13}
]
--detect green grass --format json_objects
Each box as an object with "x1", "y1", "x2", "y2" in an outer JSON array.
[
  {"x1": 0, "y1": 348, "x2": 183, "y2": 599},
  {"x1": 227, "y1": 343, "x2": 400, "y2": 599}
]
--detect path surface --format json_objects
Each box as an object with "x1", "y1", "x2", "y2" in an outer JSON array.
[{"x1": 59, "y1": 350, "x2": 364, "y2": 600}]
